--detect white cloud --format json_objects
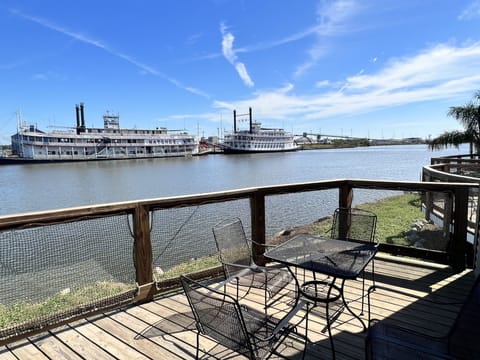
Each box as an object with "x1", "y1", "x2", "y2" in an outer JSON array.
[
  {"x1": 295, "y1": 0, "x2": 360, "y2": 77},
  {"x1": 458, "y1": 0, "x2": 480, "y2": 20},
  {"x1": 235, "y1": 63, "x2": 254, "y2": 87},
  {"x1": 221, "y1": 31, "x2": 237, "y2": 63},
  {"x1": 318, "y1": 0, "x2": 359, "y2": 29},
  {"x1": 345, "y1": 43, "x2": 480, "y2": 92},
  {"x1": 190, "y1": 1, "x2": 360, "y2": 70},
  {"x1": 220, "y1": 22, "x2": 255, "y2": 88},
  {"x1": 11, "y1": 9, "x2": 210, "y2": 98},
  {"x1": 315, "y1": 80, "x2": 330, "y2": 88},
  {"x1": 214, "y1": 42, "x2": 480, "y2": 122}
]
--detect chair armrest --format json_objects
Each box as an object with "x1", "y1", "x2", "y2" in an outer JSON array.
[
  {"x1": 222, "y1": 263, "x2": 267, "y2": 283},
  {"x1": 222, "y1": 262, "x2": 266, "y2": 273},
  {"x1": 250, "y1": 300, "x2": 307, "y2": 343},
  {"x1": 248, "y1": 317, "x2": 295, "y2": 343},
  {"x1": 272, "y1": 299, "x2": 306, "y2": 333},
  {"x1": 249, "y1": 239, "x2": 278, "y2": 249}
]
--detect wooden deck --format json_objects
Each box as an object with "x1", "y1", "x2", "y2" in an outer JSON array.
[{"x1": 0, "y1": 254, "x2": 475, "y2": 360}]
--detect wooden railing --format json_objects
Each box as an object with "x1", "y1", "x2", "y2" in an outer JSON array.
[
  {"x1": 0, "y1": 178, "x2": 475, "y2": 344},
  {"x1": 423, "y1": 155, "x2": 480, "y2": 239}
]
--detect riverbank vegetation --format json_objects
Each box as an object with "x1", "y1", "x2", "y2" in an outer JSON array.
[{"x1": 274, "y1": 192, "x2": 425, "y2": 247}]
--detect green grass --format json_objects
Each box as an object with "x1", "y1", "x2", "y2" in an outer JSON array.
[
  {"x1": 308, "y1": 192, "x2": 424, "y2": 246},
  {"x1": 153, "y1": 255, "x2": 221, "y2": 281},
  {"x1": 0, "y1": 257, "x2": 221, "y2": 331},
  {"x1": 359, "y1": 193, "x2": 424, "y2": 246},
  {"x1": 0, "y1": 281, "x2": 135, "y2": 329}
]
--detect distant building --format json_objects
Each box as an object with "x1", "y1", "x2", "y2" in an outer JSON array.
[{"x1": 207, "y1": 136, "x2": 219, "y2": 144}]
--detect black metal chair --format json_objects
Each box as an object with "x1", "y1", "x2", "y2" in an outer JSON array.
[
  {"x1": 180, "y1": 275, "x2": 301, "y2": 359},
  {"x1": 330, "y1": 207, "x2": 378, "y2": 312},
  {"x1": 212, "y1": 218, "x2": 293, "y2": 306}
]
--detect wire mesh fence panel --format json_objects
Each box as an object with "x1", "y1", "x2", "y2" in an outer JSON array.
[
  {"x1": 150, "y1": 199, "x2": 251, "y2": 281},
  {"x1": 0, "y1": 213, "x2": 136, "y2": 342},
  {"x1": 265, "y1": 188, "x2": 458, "y2": 253},
  {"x1": 264, "y1": 188, "x2": 411, "y2": 243},
  {"x1": 467, "y1": 187, "x2": 479, "y2": 225},
  {"x1": 264, "y1": 189, "x2": 338, "y2": 244}
]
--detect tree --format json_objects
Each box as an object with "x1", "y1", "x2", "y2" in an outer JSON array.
[{"x1": 429, "y1": 91, "x2": 480, "y2": 154}]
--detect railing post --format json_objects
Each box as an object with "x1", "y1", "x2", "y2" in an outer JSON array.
[
  {"x1": 250, "y1": 190, "x2": 266, "y2": 265},
  {"x1": 451, "y1": 189, "x2": 468, "y2": 272},
  {"x1": 444, "y1": 193, "x2": 453, "y2": 234},
  {"x1": 339, "y1": 182, "x2": 353, "y2": 209},
  {"x1": 338, "y1": 182, "x2": 353, "y2": 239},
  {"x1": 422, "y1": 173, "x2": 433, "y2": 222},
  {"x1": 133, "y1": 204, "x2": 154, "y2": 301}
]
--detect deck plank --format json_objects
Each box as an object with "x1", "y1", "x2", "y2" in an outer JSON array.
[
  {"x1": 73, "y1": 319, "x2": 151, "y2": 360},
  {"x1": 29, "y1": 331, "x2": 84, "y2": 360},
  {"x1": 0, "y1": 257, "x2": 475, "y2": 360},
  {"x1": 5, "y1": 339, "x2": 49, "y2": 360},
  {"x1": 0, "y1": 347, "x2": 17, "y2": 360},
  {"x1": 49, "y1": 323, "x2": 117, "y2": 360}
]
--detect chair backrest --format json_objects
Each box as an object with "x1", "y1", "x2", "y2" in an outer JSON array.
[
  {"x1": 212, "y1": 218, "x2": 252, "y2": 275},
  {"x1": 331, "y1": 207, "x2": 377, "y2": 243},
  {"x1": 180, "y1": 275, "x2": 254, "y2": 357}
]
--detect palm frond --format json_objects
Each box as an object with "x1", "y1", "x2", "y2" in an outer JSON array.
[
  {"x1": 447, "y1": 104, "x2": 480, "y2": 131},
  {"x1": 428, "y1": 131, "x2": 474, "y2": 151}
]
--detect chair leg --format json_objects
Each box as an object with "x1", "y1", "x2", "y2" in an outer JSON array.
[
  {"x1": 196, "y1": 331, "x2": 200, "y2": 359},
  {"x1": 361, "y1": 272, "x2": 365, "y2": 315},
  {"x1": 364, "y1": 260, "x2": 376, "y2": 315},
  {"x1": 235, "y1": 278, "x2": 239, "y2": 301},
  {"x1": 303, "y1": 303, "x2": 310, "y2": 360},
  {"x1": 361, "y1": 260, "x2": 375, "y2": 315},
  {"x1": 372, "y1": 260, "x2": 376, "y2": 288},
  {"x1": 325, "y1": 285, "x2": 336, "y2": 360},
  {"x1": 264, "y1": 281, "x2": 268, "y2": 316},
  {"x1": 367, "y1": 284, "x2": 376, "y2": 326}
]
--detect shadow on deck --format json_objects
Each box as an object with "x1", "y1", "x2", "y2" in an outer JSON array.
[{"x1": 0, "y1": 255, "x2": 475, "y2": 360}]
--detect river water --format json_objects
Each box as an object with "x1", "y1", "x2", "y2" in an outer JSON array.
[
  {"x1": 0, "y1": 144, "x2": 468, "y2": 216},
  {"x1": 0, "y1": 144, "x2": 471, "y2": 304}
]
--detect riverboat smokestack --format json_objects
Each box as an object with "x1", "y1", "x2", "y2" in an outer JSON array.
[
  {"x1": 75, "y1": 104, "x2": 81, "y2": 134},
  {"x1": 79, "y1": 102, "x2": 86, "y2": 132},
  {"x1": 233, "y1": 109, "x2": 237, "y2": 133},
  {"x1": 249, "y1": 107, "x2": 252, "y2": 134}
]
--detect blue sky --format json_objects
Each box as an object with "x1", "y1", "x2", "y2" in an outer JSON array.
[{"x1": 1, "y1": 0, "x2": 480, "y2": 143}]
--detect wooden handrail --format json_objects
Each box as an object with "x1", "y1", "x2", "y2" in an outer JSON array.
[{"x1": 0, "y1": 179, "x2": 474, "y2": 227}]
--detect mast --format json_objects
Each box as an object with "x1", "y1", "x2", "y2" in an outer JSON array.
[
  {"x1": 233, "y1": 110, "x2": 237, "y2": 133},
  {"x1": 249, "y1": 107, "x2": 252, "y2": 134},
  {"x1": 16, "y1": 110, "x2": 23, "y2": 133}
]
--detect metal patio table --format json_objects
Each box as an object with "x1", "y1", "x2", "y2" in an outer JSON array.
[{"x1": 264, "y1": 234, "x2": 377, "y2": 359}]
